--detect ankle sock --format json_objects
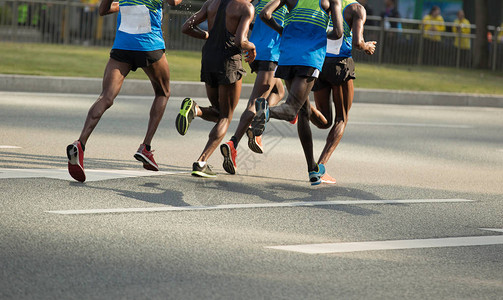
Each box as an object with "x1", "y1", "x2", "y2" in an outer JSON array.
[
  {"x1": 145, "y1": 144, "x2": 151, "y2": 151},
  {"x1": 78, "y1": 140, "x2": 85, "y2": 152},
  {"x1": 230, "y1": 136, "x2": 238, "y2": 149}
]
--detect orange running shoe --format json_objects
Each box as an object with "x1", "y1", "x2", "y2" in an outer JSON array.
[
  {"x1": 220, "y1": 141, "x2": 237, "y2": 174},
  {"x1": 246, "y1": 127, "x2": 263, "y2": 154}
]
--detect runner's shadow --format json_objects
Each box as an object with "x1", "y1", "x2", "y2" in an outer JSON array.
[
  {"x1": 85, "y1": 182, "x2": 188, "y2": 206},
  {"x1": 206, "y1": 178, "x2": 382, "y2": 216}
]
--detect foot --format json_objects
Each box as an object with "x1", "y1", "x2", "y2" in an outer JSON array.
[
  {"x1": 289, "y1": 114, "x2": 298, "y2": 125},
  {"x1": 220, "y1": 141, "x2": 237, "y2": 175},
  {"x1": 66, "y1": 140, "x2": 86, "y2": 182},
  {"x1": 308, "y1": 163, "x2": 326, "y2": 186},
  {"x1": 176, "y1": 97, "x2": 196, "y2": 135},
  {"x1": 321, "y1": 172, "x2": 336, "y2": 184},
  {"x1": 191, "y1": 162, "x2": 217, "y2": 178},
  {"x1": 250, "y1": 98, "x2": 269, "y2": 137},
  {"x1": 246, "y1": 127, "x2": 263, "y2": 154},
  {"x1": 134, "y1": 144, "x2": 159, "y2": 171}
]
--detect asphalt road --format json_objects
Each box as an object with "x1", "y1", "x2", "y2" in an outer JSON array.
[{"x1": 1, "y1": 91, "x2": 502, "y2": 299}]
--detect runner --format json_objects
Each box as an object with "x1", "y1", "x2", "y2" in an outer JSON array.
[
  {"x1": 310, "y1": 0, "x2": 376, "y2": 184},
  {"x1": 179, "y1": 0, "x2": 256, "y2": 178},
  {"x1": 66, "y1": 0, "x2": 183, "y2": 182},
  {"x1": 219, "y1": 0, "x2": 288, "y2": 175},
  {"x1": 250, "y1": 0, "x2": 343, "y2": 185}
]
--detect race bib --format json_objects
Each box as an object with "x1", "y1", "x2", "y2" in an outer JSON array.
[
  {"x1": 327, "y1": 37, "x2": 343, "y2": 55},
  {"x1": 118, "y1": 5, "x2": 151, "y2": 34}
]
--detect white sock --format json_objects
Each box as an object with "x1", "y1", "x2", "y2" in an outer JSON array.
[
  {"x1": 194, "y1": 105, "x2": 200, "y2": 116},
  {"x1": 197, "y1": 161, "x2": 207, "y2": 167}
]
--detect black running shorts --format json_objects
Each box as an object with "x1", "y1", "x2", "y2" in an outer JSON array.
[
  {"x1": 110, "y1": 49, "x2": 165, "y2": 72},
  {"x1": 274, "y1": 65, "x2": 320, "y2": 80},
  {"x1": 249, "y1": 60, "x2": 277, "y2": 73},
  {"x1": 312, "y1": 57, "x2": 356, "y2": 91},
  {"x1": 201, "y1": 57, "x2": 246, "y2": 88}
]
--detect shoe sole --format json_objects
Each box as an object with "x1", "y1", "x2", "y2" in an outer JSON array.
[
  {"x1": 220, "y1": 144, "x2": 236, "y2": 175},
  {"x1": 176, "y1": 98, "x2": 194, "y2": 136},
  {"x1": 191, "y1": 171, "x2": 217, "y2": 178},
  {"x1": 246, "y1": 128, "x2": 263, "y2": 154},
  {"x1": 134, "y1": 153, "x2": 159, "y2": 171},
  {"x1": 251, "y1": 99, "x2": 268, "y2": 137},
  {"x1": 66, "y1": 144, "x2": 86, "y2": 182}
]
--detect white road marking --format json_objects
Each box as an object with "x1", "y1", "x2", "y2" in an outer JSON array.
[
  {"x1": 0, "y1": 168, "x2": 186, "y2": 182},
  {"x1": 352, "y1": 122, "x2": 473, "y2": 129},
  {"x1": 46, "y1": 199, "x2": 473, "y2": 215},
  {"x1": 0, "y1": 145, "x2": 22, "y2": 149},
  {"x1": 267, "y1": 228, "x2": 503, "y2": 254}
]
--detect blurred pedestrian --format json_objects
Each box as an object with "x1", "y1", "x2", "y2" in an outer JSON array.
[
  {"x1": 381, "y1": 0, "x2": 400, "y2": 29},
  {"x1": 453, "y1": 10, "x2": 471, "y2": 67},
  {"x1": 422, "y1": 5, "x2": 445, "y2": 65}
]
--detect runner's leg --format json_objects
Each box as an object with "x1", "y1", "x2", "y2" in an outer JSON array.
[
  {"x1": 318, "y1": 79, "x2": 354, "y2": 165},
  {"x1": 198, "y1": 81, "x2": 242, "y2": 162},
  {"x1": 141, "y1": 53, "x2": 170, "y2": 146},
  {"x1": 78, "y1": 58, "x2": 130, "y2": 146}
]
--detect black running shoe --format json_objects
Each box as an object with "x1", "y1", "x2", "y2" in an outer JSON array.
[
  {"x1": 176, "y1": 98, "x2": 196, "y2": 135},
  {"x1": 250, "y1": 97, "x2": 269, "y2": 137},
  {"x1": 191, "y1": 162, "x2": 217, "y2": 178}
]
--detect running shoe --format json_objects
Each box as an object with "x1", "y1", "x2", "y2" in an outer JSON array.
[
  {"x1": 191, "y1": 162, "x2": 217, "y2": 178},
  {"x1": 321, "y1": 172, "x2": 337, "y2": 184},
  {"x1": 176, "y1": 97, "x2": 196, "y2": 136},
  {"x1": 134, "y1": 144, "x2": 159, "y2": 171},
  {"x1": 250, "y1": 97, "x2": 269, "y2": 137},
  {"x1": 246, "y1": 127, "x2": 263, "y2": 154},
  {"x1": 308, "y1": 163, "x2": 326, "y2": 186},
  {"x1": 220, "y1": 141, "x2": 237, "y2": 174},
  {"x1": 66, "y1": 140, "x2": 86, "y2": 182},
  {"x1": 290, "y1": 114, "x2": 298, "y2": 125}
]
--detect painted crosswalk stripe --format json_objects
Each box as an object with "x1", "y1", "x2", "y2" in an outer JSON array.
[
  {"x1": 351, "y1": 122, "x2": 473, "y2": 129},
  {"x1": 46, "y1": 199, "x2": 473, "y2": 215},
  {"x1": 0, "y1": 145, "x2": 22, "y2": 149},
  {"x1": 267, "y1": 228, "x2": 503, "y2": 254}
]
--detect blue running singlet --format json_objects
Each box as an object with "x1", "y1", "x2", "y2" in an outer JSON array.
[
  {"x1": 278, "y1": 0, "x2": 329, "y2": 70},
  {"x1": 249, "y1": 0, "x2": 288, "y2": 62},
  {"x1": 326, "y1": 0, "x2": 358, "y2": 58},
  {"x1": 112, "y1": 0, "x2": 165, "y2": 51}
]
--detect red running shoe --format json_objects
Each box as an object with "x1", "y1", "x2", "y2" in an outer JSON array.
[
  {"x1": 134, "y1": 144, "x2": 159, "y2": 171},
  {"x1": 289, "y1": 114, "x2": 298, "y2": 125},
  {"x1": 246, "y1": 127, "x2": 264, "y2": 154},
  {"x1": 220, "y1": 141, "x2": 237, "y2": 174},
  {"x1": 66, "y1": 140, "x2": 86, "y2": 182}
]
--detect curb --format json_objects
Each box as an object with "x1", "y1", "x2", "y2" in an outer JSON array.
[{"x1": 1, "y1": 74, "x2": 502, "y2": 108}]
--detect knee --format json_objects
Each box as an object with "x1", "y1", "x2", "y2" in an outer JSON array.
[
  {"x1": 318, "y1": 120, "x2": 333, "y2": 130},
  {"x1": 98, "y1": 95, "x2": 114, "y2": 109}
]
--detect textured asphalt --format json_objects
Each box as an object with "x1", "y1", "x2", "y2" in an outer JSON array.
[{"x1": 0, "y1": 91, "x2": 502, "y2": 299}]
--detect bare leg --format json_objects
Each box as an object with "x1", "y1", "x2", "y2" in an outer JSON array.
[
  {"x1": 297, "y1": 99, "x2": 317, "y2": 172},
  {"x1": 311, "y1": 87, "x2": 332, "y2": 129},
  {"x1": 195, "y1": 84, "x2": 221, "y2": 123},
  {"x1": 198, "y1": 81, "x2": 242, "y2": 162},
  {"x1": 141, "y1": 54, "x2": 170, "y2": 146},
  {"x1": 78, "y1": 58, "x2": 130, "y2": 146},
  {"x1": 269, "y1": 76, "x2": 315, "y2": 122},
  {"x1": 232, "y1": 70, "x2": 278, "y2": 145},
  {"x1": 318, "y1": 80, "x2": 354, "y2": 165}
]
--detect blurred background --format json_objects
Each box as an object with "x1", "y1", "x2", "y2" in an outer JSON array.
[{"x1": 0, "y1": 0, "x2": 502, "y2": 71}]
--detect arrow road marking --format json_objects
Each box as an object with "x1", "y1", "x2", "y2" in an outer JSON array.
[
  {"x1": 46, "y1": 199, "x2": 473, "y2": 215},
  {"x1": 267, "y1": 228, "x2": 503, "y2": 254}
]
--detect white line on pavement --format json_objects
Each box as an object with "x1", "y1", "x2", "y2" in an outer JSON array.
[
  {"x1": 46, "y1": 199, "x2": 473, "y2": 215},
  {"x1": 266, "y1": 228, "x2": 503, "y2": 254},
  {"x1": 351, "y1": 122, "x2": 473, "y2": 129},
  {"x1": 0, "y1": 145, "x2": 22, "y2": 149}
]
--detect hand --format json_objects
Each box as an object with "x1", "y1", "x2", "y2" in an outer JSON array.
[
  {"x1": 365, "y1": 41, "x2": 377, "y2": 55},
  {"x1": 244, "y1": 48, "x2": 256, "y2": 63}
]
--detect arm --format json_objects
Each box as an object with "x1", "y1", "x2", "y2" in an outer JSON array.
[
  {"x1": 166, "y1": 0, "x2": 183, "y2": 6},
  {"x1": 235, "y1": 3, "x2": 256, "y2": 63},
  {"x1": 99, "y1": 0, "x2": 119, "y2": 16},
  {"x1": 259, "y1": 0, "x2": 286, "y2": 35},
  {"x1": 352, "y1": 5, "x2": 376, "y2": 55},
  {"x1": 327, "y1": 0, "x2": 343, "y2": 40},
  {"x1": 182, "y1": 2, "x2": 210, "y2": 40}
]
